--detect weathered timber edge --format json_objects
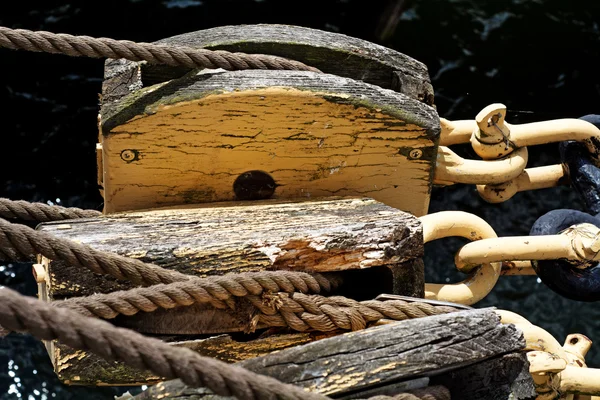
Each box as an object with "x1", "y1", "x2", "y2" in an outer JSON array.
[
  {"x1": 100, "y1": 69, "x2": 440, "y2": 137},
  {"x1": 38, "y1": 198, "x2": 424, "y2": 298},
  {"x1": 51, "y1": 332, "x2": 330, "y2": 386},
  {"x1": 131, "y1": 308, "x2": 527, "y2": 399},
  {"x1": 99, "y1": 71, "x2": 439, "y2": 215},
  {"x1": 101, "y1": 24, "x2": 434, "y2": 107},
  {"x1": 431, "y1": 352, "x2": 536, "y2": 400}
]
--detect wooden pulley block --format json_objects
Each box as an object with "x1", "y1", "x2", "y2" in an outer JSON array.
[
  {"x1": 36, "y1": 26, "x2": 440, "y2": 386},
  {"x1": 36, "y1": 197, "x2": 426, "y2": 385},
  {"x1": 98, "y1": 24, "x2": 440, "y2": 216}
]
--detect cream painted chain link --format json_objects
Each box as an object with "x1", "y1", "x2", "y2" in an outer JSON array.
[
  {"x1": 455, "y1": 222, "x2": 600, "y2": 273},
  {"x1": 434, "y1": 103, "x2": 600, "y2": 203},
  {"x1": 420, "y1": 212, "x2": 600, "y2": 304},
  {"x1": 498, "y1": 310, "x2": 600, "y2": 399},
  {"x1": 419, "y1": 211, "x2": 501, "y2": 305}
]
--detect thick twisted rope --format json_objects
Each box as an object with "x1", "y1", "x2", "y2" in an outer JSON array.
[
  {"x1": 52, "y1": 279, "x2": 457, "y2": 332},
  {"x1": 0, "y1": 198, "x2": 101, "y2": 223},
  {"x1": 0, "y1": 217, "x2": 190, "y2": 285},
  {"x1": 0, "y1": 287, "x2": 327, "y2": 400},
  {"x1": 250, "y1": 293, "x2": 458, "y2": 332},
  {"x1": 366, "y1": 386, "x2": 451, "y2": 400},
  {"x1": 0, "y1": 26, "x2": 319, "y2": 72},
  {"x1": 2, "y1": 287, "x2": 451, "y2": 400},
  {"x1": 56, "y1": 271, "x2": 338, "y2": 317}
]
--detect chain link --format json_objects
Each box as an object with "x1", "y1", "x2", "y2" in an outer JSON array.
[{"x1": 435, "y1": 103, "x2": 600, "y2": 204}]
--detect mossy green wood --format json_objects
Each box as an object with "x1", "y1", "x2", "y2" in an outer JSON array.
[
  {"x1": 99, "y1": 69, "x2": 439, "y2": 214},
  {"x1": 99, "y1": 25, "x2": 439, "y2": 215}
]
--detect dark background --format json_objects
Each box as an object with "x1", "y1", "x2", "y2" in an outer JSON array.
[{"x1": 1, "y1": 0, "x2": 599, "y2": 398}]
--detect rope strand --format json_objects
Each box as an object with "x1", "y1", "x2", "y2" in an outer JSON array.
[
  {"x1": 55, "y1": 271, "x2": 339, "y2": 317},
  {"x1": 53, "y1": 282, "x2": 457, "y2": 333},
  {"x1": 0, "y1": 198, "x2": 101, "y2": 223},
  {"x1": 0, "y1": 26, "x2": 319, "y2": 72},
  {"x1": 0, "y1": 286, "x2": 327, "y2": 400},
  {"x1": 251, "y1": 293, "x2": 458, "y2": 332},
  {"x1": 0, "y1": 217, "x2": 190, "y2": 285}
]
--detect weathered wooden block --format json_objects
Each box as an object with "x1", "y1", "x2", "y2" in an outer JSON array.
[
  {"x1": 37, "y1": 197, "x2": 423, "y2": 300},
  {"x1": 98, "y1": 25, "x2": 440, "y2": 215},
  {"x1": 35, "y1": 197, "x2": 425, "y2": 384},
  {"x1": 102, "y1": 24, "x2": 435, "y2": 107},
  {"x1": 48, "y1": 332, "x2": 332, "y2": 386},
  {"x1": 127, "y1": 308, "x2": 530, "y2": 399},
  {"x1": 431, "y1": 353, "x2": 537, "y2": 400}
]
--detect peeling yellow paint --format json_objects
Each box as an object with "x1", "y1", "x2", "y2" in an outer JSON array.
[
  {"x1": 370, "y1": 362, "x2": 398, "y2": 374},
  {"x1": 316, "y1": 371, "x2": 367, "y2": 394},
  {"x1": 124, "y1": 250, "x2": 148, "y2": 258},
  {"x1": 56, "y1": 349, "x2": 86, "y2": 372},
  {"x1": 102, "y1": 88, "x2": 434, "y2": 215}
]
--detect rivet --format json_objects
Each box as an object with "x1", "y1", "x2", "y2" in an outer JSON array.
[
  {"x1": 409, "y1": 149, "x2": 423, "y2": 159},
  {"x1": 121, "y1": 150, "x2": 138, "y2": 162}
]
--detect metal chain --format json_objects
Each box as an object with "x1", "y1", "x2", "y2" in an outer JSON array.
[{"x1": 435, "y1": 103, "x2": 600, "y2": 204}]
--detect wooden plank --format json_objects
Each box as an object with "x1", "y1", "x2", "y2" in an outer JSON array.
[
  {"x1": 36, "y1": 197, "x2": 425, "y2": 384},
  {"x1": 123, "y1": 379, "x2": 432, "y2": 400},
  {"x1": 52, "y1": 332, "x2": 332, "y2": 386},
  {"x1": 129, "y1": 308, "x2": 526, "y2": 398},
  {"x1": 37, "y1": 197, "x2": 423, "y2": 299},
  {"x1": 431, "y1": 353, "x2": 537, "y2": 400},
  {"x1": 99, "y1": 69, "x2": 439, "y2": 214},
  {"x1": 101, "y1": 24, "x2": 434, "y2": 107}
]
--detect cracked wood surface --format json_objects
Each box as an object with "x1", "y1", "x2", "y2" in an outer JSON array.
[
  {"x1": 130, "y1": 308, "x2": 527, "y2": 399},
  {"x1": 431, "y1": 353, "x2": 536, "y2": 400},
  {"x1": 99, "y1": 69, "x2": 439, "y2": 215},
  {"x1": 37, "y1": 197, "x2": 422, "y2": 298},
  {"x1": 101, "y1": 24, "x2": 434, "y2": 107},
  {"x1": 50, "y1": 332, "x2": 332, "y2": 386},
  {"x1": 36, "y1": 197, "x2": 424, "y2": 383}
]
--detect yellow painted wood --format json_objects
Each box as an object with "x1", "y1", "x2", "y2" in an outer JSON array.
[{"x1": 100, "y1": 77, "x2": 438, "y2": 215}]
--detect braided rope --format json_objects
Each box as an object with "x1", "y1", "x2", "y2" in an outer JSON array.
[
  {"x1": 366, "y1": 386, "x2": 451, "y2": 400},
  {"x1": 51, "y1": 278, "x2": 457, "y2": 333},
  {"x1": 0, "y1": 26, "x2": 319, "y2": 72},
  {"x1": 56, "y1": 271, "x2": 338, "y2": 317},
  {"x1": 0, "y1": 198, "x2": 101, "y2": 222},
  {"x1": 0, "y1": 286, "x2": 327, "y2": 400},
  {"x1": 251, "y1": 293, "x2": 459, "y2": 332},
  {"x1": 0, "y1": 217, "x2": 189, "y2": 285},
  {"x1": 1, "y1": 287, "x2": 453, "y2": 400}
]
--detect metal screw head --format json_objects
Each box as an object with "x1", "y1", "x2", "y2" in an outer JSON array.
[
  {"x1": 120, "y1": 150, "x2": 137, "y2": 162},
  {"x1": 409, "y1": 149, "x2": 423, "y2": 159}
]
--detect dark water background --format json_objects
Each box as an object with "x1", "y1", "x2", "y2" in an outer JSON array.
[{"x1": 1, "y1": 0, "x2": 600, "y2": 398}]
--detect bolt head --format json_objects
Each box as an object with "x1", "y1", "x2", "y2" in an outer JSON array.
[
  {"x1": 409, "y1": 149, "x2": 423, "y2": 159},
  {"x1": 120, "y1": 150, "x2": 137, "y2": 162}
]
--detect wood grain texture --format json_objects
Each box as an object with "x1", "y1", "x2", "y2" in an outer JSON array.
[
  {"x1": 131, "y1": 308, "x2": 526, "y2": 399},
  {"x1": 37, "y1": 197, "x2": 423, "y2": 298},
  {"x1": 100, "y1": 69, "x2": 439, "y2": 214},
  {"x1": 36, "y1": 197, "x2": 425, "y2": 381},
  {"x1": 38, "y1": 198, "x2": 423, "y2": 385},
  {"x1": 51, "y1": 332, "x2": 330, "y2": 386},
  {"x1": 101, "y1": 24, "x2": 434, "y2": 106},
  {"x1": 431, "y1": 353, "x2": 537, "y2": 400}
]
